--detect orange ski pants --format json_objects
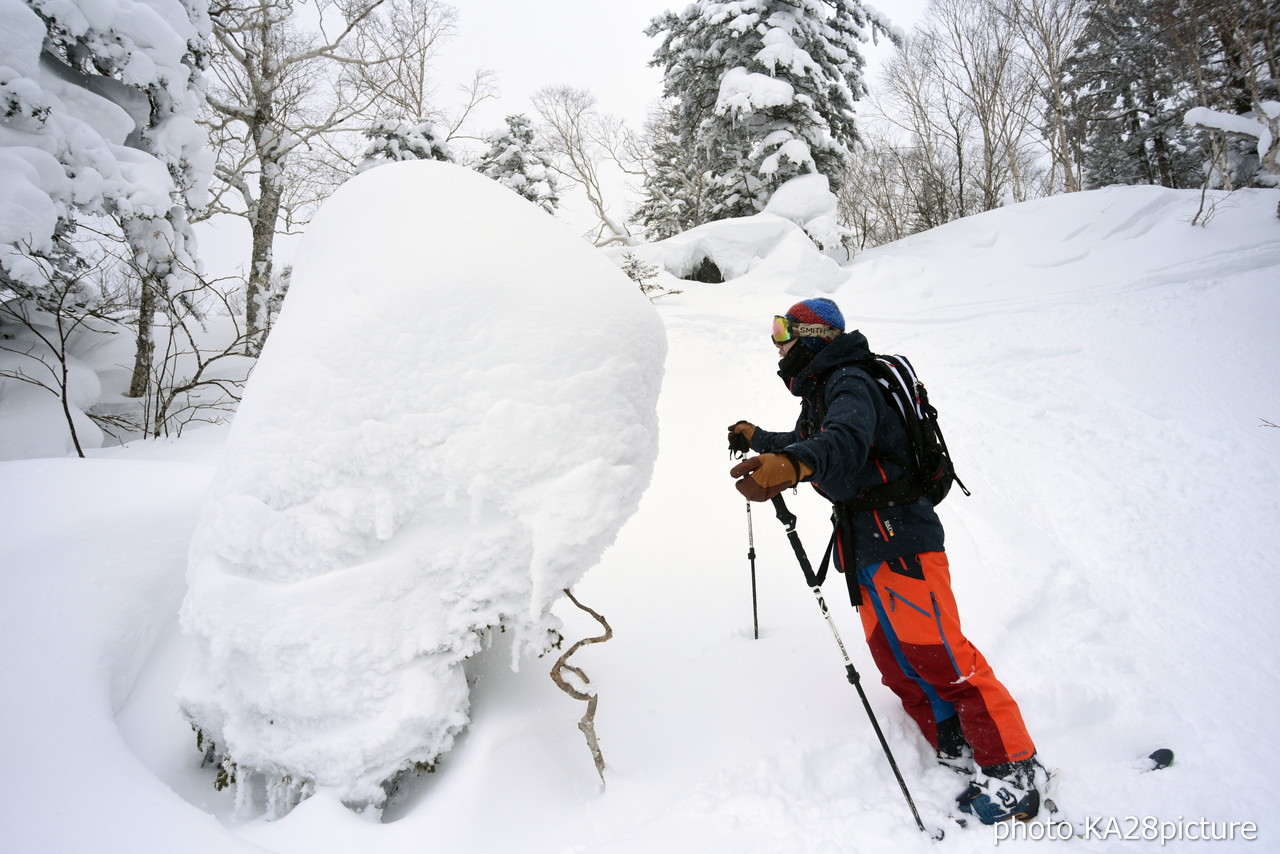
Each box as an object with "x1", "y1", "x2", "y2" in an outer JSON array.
[{"x1": 855, "y1": 552, "x2": 1036, "y2": 768}]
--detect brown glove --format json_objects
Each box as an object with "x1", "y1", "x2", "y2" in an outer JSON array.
[
  {"x1": 729, "y1": 453, "x2": 813, "y2": 502},
  {"x1": 727, "y1": 421, "x2": 755, "y2": 456}
]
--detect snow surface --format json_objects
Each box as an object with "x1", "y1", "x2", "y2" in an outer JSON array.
[
  {"x1": 177, "y1": 161, "x2": 666, "y2": 811},
  {"x1": 2, "y1": 184, "x2": 1279, "y2": 853}
]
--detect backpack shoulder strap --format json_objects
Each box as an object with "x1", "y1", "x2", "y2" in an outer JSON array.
[{"x1": 868, "y1": 354, "x2": 928, "y2": 454}]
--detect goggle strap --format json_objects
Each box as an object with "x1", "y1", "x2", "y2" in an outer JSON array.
[{"x1": 789, "y1": 322, "x2": 840, "y2": 341}]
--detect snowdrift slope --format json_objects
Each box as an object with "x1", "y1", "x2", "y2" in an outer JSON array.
[{"x1": 1, "y1": 186, "x2": 1277, "y2": 853}]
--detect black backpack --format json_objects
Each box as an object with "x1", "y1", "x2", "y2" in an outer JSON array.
[{"x1": 832, "y1": 354, "x2": 970, "y2": 512}]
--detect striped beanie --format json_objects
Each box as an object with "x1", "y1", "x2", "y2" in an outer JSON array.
[{"x1": 786, "y1": 298, "x2": 845, "y2": 350}]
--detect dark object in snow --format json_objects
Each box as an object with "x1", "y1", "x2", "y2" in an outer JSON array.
[
  {"x1": 1039, "y1": 749, "x2": 1176, "y2": 821},
  {"x1": 956, "y1": 758, "x2": 1048, "y2": 825},
  {"x1": 689, "y1": 256, "x2": 723, "y2": 283}
]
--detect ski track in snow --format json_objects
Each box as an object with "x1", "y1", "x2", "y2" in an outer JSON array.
[{"x1": 1, "y1": 186, "x2": 1278, "y2": 853}]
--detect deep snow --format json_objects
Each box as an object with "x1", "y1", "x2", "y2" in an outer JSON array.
[{"x1": 2, "y1": 185, "x2": 1278, "y2": 853}]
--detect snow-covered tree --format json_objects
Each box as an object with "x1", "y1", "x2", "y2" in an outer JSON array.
[
  {"x1": 1166, "y1": 0, "x2": 1279, "y2": 188},
  {"x1": 1060, "y1": 0, "x2": 1196, "y2": 188},
  {"x1": 356, "y1": 117, "x2": 452, "y2": 173},
  {"x1": 177, "y1": 161, "x2": 665, "y2": 816},
  {"x1": 0, "y1": 0, "x2": 212, "y2": 396},
  {"x1": 647, "y1": 0, "x2": 898, "y2": 222},
  {"x1": 475, "y1": 114, "x2": 560, "y2": 213},
  {"x1": 632, "y1": 103, "x2": 712, "y2": 240}
]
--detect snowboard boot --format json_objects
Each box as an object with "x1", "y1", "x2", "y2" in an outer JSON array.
[{"x1": 956, "y1": 756, "x2": 1047, "y2": 824}]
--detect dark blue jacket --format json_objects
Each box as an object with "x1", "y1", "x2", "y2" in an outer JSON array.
[{"x1": 750, "y1": 330, "x2": 945, "y2": 571}]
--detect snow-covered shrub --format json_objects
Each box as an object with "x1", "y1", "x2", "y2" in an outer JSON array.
[
  {"x1": 178, "y1": 161, "x2": 666, "y2": 814},
  {"x1": 356, "y1": 117, "x2": 452, "y2": 174}
]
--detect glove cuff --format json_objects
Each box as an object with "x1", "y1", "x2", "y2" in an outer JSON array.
[{"x1": 782, "y1": 452, "x2": 813, "y2": 483}]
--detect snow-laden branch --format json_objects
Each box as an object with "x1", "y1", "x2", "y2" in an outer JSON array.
[{"x1": 1185, "y1": 103, "x2": 1280, "y2": 180}]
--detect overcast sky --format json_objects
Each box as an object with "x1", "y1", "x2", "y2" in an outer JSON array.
[{"x1": 431, "y1": 0, "x2": 675, "y2": 133}]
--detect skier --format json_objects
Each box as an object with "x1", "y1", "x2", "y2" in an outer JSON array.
[{"x1": 727, "y1": 297, "x2": 1046, "y2": 825}]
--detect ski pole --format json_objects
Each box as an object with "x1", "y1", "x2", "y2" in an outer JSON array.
[
  {"x1": 770, "y1": 495, "x2": 928, "y2": 835},
  {"x1": 746, "y1": 500, "x2": 759, "y2": 639},
  {"x1": 729, "y1": 429, "x2": 759, "y2": 640}
]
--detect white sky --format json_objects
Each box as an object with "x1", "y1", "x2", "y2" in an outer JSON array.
[
  {"x1": 432, "y1": 0, "x2": 929, "y2": 133},
  {"x1": 431, "y1": 0, "x2": 675, "y2": 132}
]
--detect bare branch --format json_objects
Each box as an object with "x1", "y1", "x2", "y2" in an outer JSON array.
[
  {"x1": 443, "y1": 69, "x2": 499, "y2": 141},
  {"x1": 0, "y1": 247, "x2": 130, "y2": 457},
  {"x1": 532, "y1": 86, "x2": 638, "y2": 247},
  {"x1": 549, "y1": 588, "x2": 613, "y2": 786}
]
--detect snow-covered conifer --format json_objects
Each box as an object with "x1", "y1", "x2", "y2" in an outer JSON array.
[
  {"x1": 1060, "y1": 0, "x2": 1279, "y2": 191},
  {"x1": 633, "y1": 103, "x2": 711, "y2": 240},
  {"x1": 356, "y1": 117, "x2": 453, "y2": 174},
  {"x1": 475, "y1": 114, "x2": 560, "y2": 213},
  {"x1": 1060, "y1": 0, "x2": 1202, "y2": 189},
  {"x1": 648, "y1": 0, "x2": 897, "y2": 222}
]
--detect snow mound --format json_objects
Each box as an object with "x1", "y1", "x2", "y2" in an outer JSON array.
[
  {"x1": 762, "y1": 173, "x2": 848, "y2": 253},
  {"x1": 177, "y1": 161, "x2": 666, "y2": 813},
  {"x1": 620, "y1": 211, "x2": 849, "y2": 296}
]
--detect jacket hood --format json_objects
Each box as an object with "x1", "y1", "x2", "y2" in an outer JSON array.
[{"x1": 810, "y1": 330, "x2": 871, "y2": 374}]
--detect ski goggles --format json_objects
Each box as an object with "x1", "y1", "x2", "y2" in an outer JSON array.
[{"x1": 771, "y1": 315, "x2": 840, "y2": 345}]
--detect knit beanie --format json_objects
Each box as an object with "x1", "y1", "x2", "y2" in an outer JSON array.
[{"x1": 785, "y1": 298, "x2": 845, "y2": 351}]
